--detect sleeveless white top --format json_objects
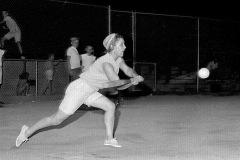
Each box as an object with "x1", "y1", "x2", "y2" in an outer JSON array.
[{"x1": 80, "y1": 53, "x2": 122, "y2": 90}]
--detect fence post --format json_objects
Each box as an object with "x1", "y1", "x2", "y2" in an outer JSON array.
[
  {"x1": 197, "y1": 18, "x2": 200, "y2": 93},
  {"x1": 154, "y1": 63, "x2": 157, "y2": 92},
  {"x1": 108, "y1": 5, "x2": 111, "y2": 34},
  {"x1": 35, "y1": 60, "x2": 38, "y2": 100}
]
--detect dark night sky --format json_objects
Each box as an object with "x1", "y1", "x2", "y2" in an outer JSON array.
[
  {"x1": 2, "y1": 0, "x2": 240, "y2": 21},
  {"x1": 66, "y1": 0, "x2": 240, "y2": 22},
  {"x1": 1, "y1": 0, "x2": 239, "y2": 21}
]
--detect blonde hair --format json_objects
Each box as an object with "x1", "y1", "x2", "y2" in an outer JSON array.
[{"x1": 104, "y1": 33, "x2": 123, "y2": 53}]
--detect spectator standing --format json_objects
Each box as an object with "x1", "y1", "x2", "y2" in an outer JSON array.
[
  {"x1": 66, "y1": 37, "x2": 82, "y2": 82},
  {"x1": 41, "y1": 53, "x2": 60, "y2": 95},
  {"x1": 81, "y1": 45, "x2": 96, "y2": 73}
]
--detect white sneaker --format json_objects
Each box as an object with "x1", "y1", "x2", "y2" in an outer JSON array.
[
  {"x1": 16, "y1": 125, "x2": 29, "y2": 147},
  {"x1": 104, "y1": 138, "x2": 122, "y2": 147}
]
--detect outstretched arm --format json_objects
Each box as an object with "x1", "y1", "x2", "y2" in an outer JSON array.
[
  {"x1": 79, "y1": 55, "x2": 84, "y2": 69},
  {"x1": 119, "y1": 59, "x2": 144, "y2": 84},
  {"x1": 119, "y1": 60, "x2": 138, "y2": 77},
  {"x1": 101, "y1": 61, "x2": 143, "y2": 89},
  {"x1": 53, "y1": 59, "x2": 60, "y2": 66},
  {"x1": 66, "y1": 56, "x2": 71, "y2": 70},
  {"x1": 102, "y1": 62, "x2": 131, "y2": 89}
]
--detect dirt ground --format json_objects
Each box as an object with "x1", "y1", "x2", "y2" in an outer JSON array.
[{"x1": 1, "y1": 95, "x2": 240, "y2": 160}]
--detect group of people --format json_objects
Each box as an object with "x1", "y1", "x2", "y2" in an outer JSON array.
[
  {"x1": 0, "y1": 10, "x2": 97, "y2": 96},
  {"x1": 15, "y1": 41, "x2": 97, "y2": 96},
  {"x1": 41, "y1": 39, "x2": 96, "y2": 95},
  {"x1": 1, "y1": 10, "x2": 144, "y2": 148},
  {"x1": 66, "y1": 37, "x2": 96, "y2": 82}
]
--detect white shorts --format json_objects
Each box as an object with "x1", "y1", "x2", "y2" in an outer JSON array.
[
  {"x1": 45, "y1": 70, "x2": 53, "y2": 80},
  {"x1": 59, "y1": 79, "x2": 103, "y2": 115},
  {"x1": 4, "y1": 31, "x2": 21, "y2": 42}
]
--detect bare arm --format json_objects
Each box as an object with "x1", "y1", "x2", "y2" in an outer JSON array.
[
  {"x1": 53, "y1": 58, "x2": 61, "y2": 66},
  {"x1": 79, "y1": 55, "x2": 82, "y2": 65},
  {"x1": 101, "y1": 62, "x2": 131, "y2": 89},
  {"x1": 102, "y1": 62, "x2": 120, "y2": 81},
  {"x1": 119, "y1": 59, "x2": 144, "y2": 84},
  {"x1": 119, "y1": 59, "x2": 139, "y2": 78},
  {"x1": 79, "y1": 55, "x2": 84, "y2": 69},
  {"x1": 67, "y1": 56, "x2": 71, "y2": 70},
  {"x1": 53, "y1": 60, "x2": 60, "y2": 66},
  {"x1": 100, "y1": 60, "x2": 144, "y2": 89}
]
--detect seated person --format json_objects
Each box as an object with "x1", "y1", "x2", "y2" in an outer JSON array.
[{"x1": 16, "y1": 72, "x2": 30, "y2": 96}]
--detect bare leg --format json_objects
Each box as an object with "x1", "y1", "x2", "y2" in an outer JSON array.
[
  {"x1": 0, "y1": 37, "x2": 6, "y2": 48},
  {"x1": 41, "y1": 80, "x2": 49, "y2": 95},
  {"x1": 26, "y1": 84, "x2": 30, "y2": 95},
  {"x1": 16, "y1": 41, "x2": 23, "y2": 54},
  {"x1": 49, "y1": 80, "x2": 53, "y2": 95},
  {"x1": 17, "y1": 83, "x2": 29, "y2": 96},
  {"x1": 90, "y1": 96, "x2": 122, "y2": 147},
  {"x1": 25, "y1": 109, "x2": 70, "y2": 138},
  {"x1": 90, "y1": 96, "x2": 116, "y2": 139}
]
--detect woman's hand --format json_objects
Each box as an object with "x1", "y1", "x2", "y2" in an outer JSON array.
[
  {"x1": 135, "y1": 75, "x2": 144, "y2": 82},
  {"x1": 130, "y1": 75, "x2": 144, "y2": 85}
]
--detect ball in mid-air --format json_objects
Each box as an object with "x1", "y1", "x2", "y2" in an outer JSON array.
[{"x1": 198, "y1": 68, "x2": 210, "y2": 79}]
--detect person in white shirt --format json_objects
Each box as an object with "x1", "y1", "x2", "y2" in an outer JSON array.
[
  {"x1": 66, "y1": 37, "x2": 83, "y2": 82},
  {"x1": 81, "y1": 45, "x2": 96, "y2": 72},
  {"x1": 15, "y1": 33, "x2": 144, "y2": 148},
  {"x1": 0, "y1": 11, "x2": 24, "y2": 58}
]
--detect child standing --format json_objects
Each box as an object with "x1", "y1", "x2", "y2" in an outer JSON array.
[{"x1": 41, "y1": 53, "x2": 59, "y2": 95}]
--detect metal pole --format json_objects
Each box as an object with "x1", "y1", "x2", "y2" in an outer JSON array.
[
  {"x1": 132, "y1": 10, "x2": 136, "y2": 69},
  {"x1": 154, "y1": 63, "x2": 157, "y2": 92},
  {"x1": 197, "y1": 18, "x2": 200, "y2": 93},
  {"x1": 35, "y1": 60, "x2": 38, "y2": 100},
  {"x1": 132, "y1": 11, "x2": 136, "y2": 94},
  {"x1": 108, "y1": 5, "x2": 111, "y2": 34}
]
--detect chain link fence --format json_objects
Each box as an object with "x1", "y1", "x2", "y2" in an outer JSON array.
[
  {"x1": 0, "y1": 59, "x2": 68, "y2": 103},
  {"x1": 112, "y1": 10, "x2": 240, "y2": 95}
]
